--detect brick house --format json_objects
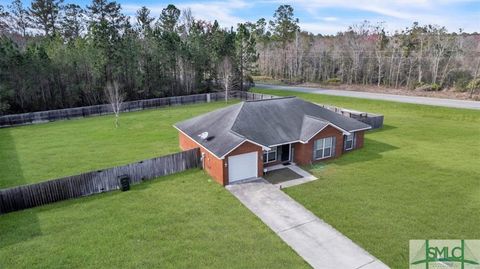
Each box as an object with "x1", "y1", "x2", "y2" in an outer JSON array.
[{"x1": 174, "y1": 97, "x2": 371, "y2": 185}]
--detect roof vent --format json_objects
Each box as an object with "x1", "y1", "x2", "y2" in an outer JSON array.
[{"x1": 198, "y1": 132, "x2": 209, "y2": 140}]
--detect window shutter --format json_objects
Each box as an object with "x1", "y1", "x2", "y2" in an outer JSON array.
[
  {"x1": 331, "y1": 136, "x2": 336, "y2": 157},
  {"x1": 313, "y1": 140, "x2": 317, "y2": 159}
]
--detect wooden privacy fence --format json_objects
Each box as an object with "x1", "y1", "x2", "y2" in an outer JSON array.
[
  {"x1": 0, "y1": 91, "x2": 280, "y2": 128},
  {"x1": 233, "y1": 91, "x2": 278, "y2": 101},
  {"x1": 317, "y1": 104, "x2": 384, "y2": 130},
  {"x1": 0, "y1": 148, "x2": 200, "y2": 214},
  {"x1": 350, "y1": 113, "x2": 384, "y2": 129},
  {"x1": 0, "y1": 92, "x2": 227, "y2": 127}
]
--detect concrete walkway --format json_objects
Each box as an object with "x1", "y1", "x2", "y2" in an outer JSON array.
[
  {"x1": 256, "y1": 83, "x2": 480, "y2": 110},
  {"x1": 264, "y1": 164, "x2": 318, "y2": 188},
  {"x1": 227, "y1": 179, "x2": 389, "y2": 269}
]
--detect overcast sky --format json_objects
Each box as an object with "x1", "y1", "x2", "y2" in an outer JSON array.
[{"x1": 3, "y1": 0, "x2": 480, "y2": 34}]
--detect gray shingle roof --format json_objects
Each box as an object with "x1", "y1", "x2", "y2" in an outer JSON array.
[
  {"x1": 174, "y1": 97, "x2": 371, "y2": 158},
  {"x1": 299, "y1": 116, "x2": 329, "y2": 142}
]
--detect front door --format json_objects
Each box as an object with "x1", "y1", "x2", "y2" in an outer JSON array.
[{"x1": 280, "y1": 144, "x2": 290, "y2": 162}]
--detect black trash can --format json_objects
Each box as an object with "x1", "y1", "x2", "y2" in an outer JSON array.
[{"x1": 119, "y1": 175, "x2": 130, "y2": 191}]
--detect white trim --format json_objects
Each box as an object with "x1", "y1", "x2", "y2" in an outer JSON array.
[
  {"x1": 220, "y1": 140, "x2": 268, "y2": 159},
  {"x1": 263, "y1": 146, "x2": 278, "y2": 164},
  {"x1": 348, "y1": 127, "x2": 371, "y2": 132},
  {"x1": 314, "y1": 137, "x2": 334, "y2": 160},
  {"x1": 263, "y1": 143, "x2": 293, "y2": 163},
  {"x1": 174, "y1": 121, "x2": 367, "y2": 161},
  {"x1": 288, "y1": 143, "x2": 292, "y2": 162},
  {"x1": 304, "y1": 115, "x2": 351, "y2": 135},
  {"x1": 228, "y1": 130, "x2": 271, "y2": 151},
  {"x1": 344, "y1": 134, "x2": 354, "y2": 151},
  {"x1": 268, "y1": 141, "x2": 301, "y2": 147},
  {"x1": 267, "y1": 123, "x2": 363, "y2": 147},
  {"x1": 173, "y1": 125, "x2": 223, "y2": 159},
  {"x1": 174, "y1": 125, "x2": 268, "y2": 160},
  {"x1": 302, "y1": 123, "x2": 350, "y2": 144}
]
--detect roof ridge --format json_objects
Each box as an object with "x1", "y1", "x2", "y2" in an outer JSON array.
[
  {"x1": 303, "y1": 114, "x2": 330, "y2": 124},
  {"x1": 173, "y1": 102, "x2": 242, "y2": 128},
  {"x1": 244, "y1": 96, "x2": 296, "y2": 102},
  {"x1": 228, "y1": 101, "x2": 246, "y2": 135}
]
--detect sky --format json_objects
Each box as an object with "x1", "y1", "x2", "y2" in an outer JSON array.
[{"x1": 3, "y1": 0, "x2": 480, "y2": 34}]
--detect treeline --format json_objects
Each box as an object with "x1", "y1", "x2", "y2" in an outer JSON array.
[
  {"x1": 0, "y1": 1, "x2": 256, "y2": 114},
  {"x1": 250, "y1": 6, "x2": 480, "y2": 96},
  {"x1": 1, "y1": 3, "x2": 479, "y2": 114}
]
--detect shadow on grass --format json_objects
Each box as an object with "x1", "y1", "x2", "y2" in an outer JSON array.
[
  {"x1": 302, "y1": 138, "x2": 399, "y2": 175},
  {"x1": 336, "y1": 138, "x2": 399, "y2": 166},
  {"x1": 0, "y1": 128, "x2": 41, "y2": 249},
  {"x1": 0, "y1": 166, "x2": 201, "y2": 251},
  {"x1": 129, "y1": 172, "x2": 185, "y2": 192},
  {"x1": 369, "y1": 124, "x2": 397, "y2": 133}
]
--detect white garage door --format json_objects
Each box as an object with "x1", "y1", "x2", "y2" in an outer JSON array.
[{"x1": 228, "y1": 152, "x2": 258, "y2": 183}]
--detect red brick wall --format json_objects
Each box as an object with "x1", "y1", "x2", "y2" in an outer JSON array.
[
  {"x1": 225, "y1": 142, "x2": 263, "y2": 185},
  {"x1": 179, "y1": 132, "x2": 225, "y2": 185},
  {"x1": 355, "y1": 131, "x2": 365, "y2": 149},
  {"x1": 179, "y1": 131, "x2": 199, "y2": 150},
  {"x1": 293, "y1": 125, "x2": 344, "y2": 165},
  {"x1": 179, "y1": 132, "x2": 263, "y2": 185},
  {"x1": 179, "y1": 128, "x2": 365, "y2": 184}
]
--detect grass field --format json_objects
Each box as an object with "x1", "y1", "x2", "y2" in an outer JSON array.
[
  {"x1": 253, "y1": 88, "x2": 480, "y2": 268},
  {"x1": 0, "y1": 169, "x2": 308, "y2": 268},
  {"x1": 0, "y1": 101, "x2": 236, "y2": 188},
  {"x1": 1, "y1": 89, "x2": 479, "y2": 268}
]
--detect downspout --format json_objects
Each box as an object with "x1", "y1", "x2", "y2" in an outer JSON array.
[{"x1": 201, "y1": 152, "x2": 205, "y2": 169}]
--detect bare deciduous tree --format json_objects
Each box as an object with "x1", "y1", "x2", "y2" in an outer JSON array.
[
  {"x1": 218, "y1": 57, "x2": 233, "y2": 102},
  {"x1": 105, "y1": 81, "x2": 124, "y2": 128},
  {"x1": 467, "y1": 78, "x2": 480, "y2": 98},
  {"x1": 255, "y1": 20, "x2": 480, "y2": 94}
]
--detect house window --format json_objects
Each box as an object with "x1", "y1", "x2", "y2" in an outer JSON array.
[
  {"x1": 314, "y1": 137, "x2": 334, "y2": 160},
  {"x1": 263, "y1": 146, "x2": 277, "y2": 163},
  {"x1": 344, "y1": 134, "x2": 354, "y2": 150}
]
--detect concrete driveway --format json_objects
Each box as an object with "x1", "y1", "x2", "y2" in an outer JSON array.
[
  {"x1": 256, "y1": 83, "x2": 480, "y2": 110},
  {"x1": 227, "y1": 179, "x2": 389, "y2": 269}
]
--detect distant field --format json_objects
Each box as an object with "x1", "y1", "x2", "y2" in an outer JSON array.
[
  {"x1": 0, "y1": 169, "x2": 308, "y2": 269},
  {"x1": 253, "y1": 88, "x2": 480, "y2": 268},
  {"x1": 0, "y1": 101, "x2": 236, "y2": 188}
]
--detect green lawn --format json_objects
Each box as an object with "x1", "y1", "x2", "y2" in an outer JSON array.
[
  {"x1": 0, "y1": 101, "x2": 236, "y2": 188},
  {"x1": 254, "y1": 88, "x2": 480, "y2": 268},
  {"x1": 0, "y1": 169, "x2": 308, "y2": 268},
  {"x1": 2, "y1": 89, "x2": 479, "y2": 268}
]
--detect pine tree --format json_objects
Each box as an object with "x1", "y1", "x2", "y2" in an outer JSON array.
[
  {"x1": 269, "y1": 5, "x2": 299, "y2": 44},
  {"x1": 29, "y1": 0, "x2": 63, "y2": 36},
  {"x1": 60, "y1": 4, "x2": 84, "y2": 40},
  {"x1": 135, "y1": 6, "x2": 154, "y2": 35},
  {"x1": 235, "y1": 23, "x2": 257, "y2": 91},
  {"x1": 87, "y1": 0, "x2": 126, "y2": 80},
  {"x1": 158, "y1": 4, "x2": 180, "y2": 33}
]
